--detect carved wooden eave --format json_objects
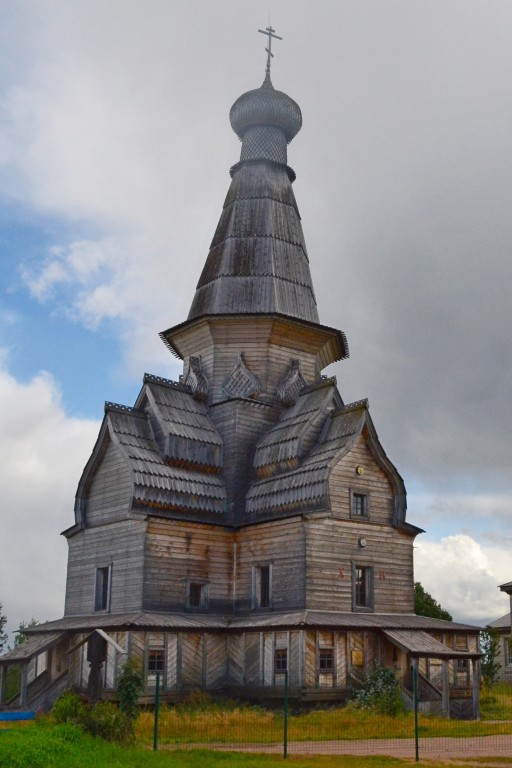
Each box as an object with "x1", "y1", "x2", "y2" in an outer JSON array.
[{"x1": 160, "y1": 313, "x2": 348, "y2": 369}]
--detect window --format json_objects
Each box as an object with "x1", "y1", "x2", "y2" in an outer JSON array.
[
  {"x1": 353, "y1": 565, "x2": 373, "y2": 610},
  {"x1": 147, "y1": 650, "x2": 165, "y2": 683},
  {"x1": 456, "y1": 658, "x2": 469, "y2": 673},
  {"x1": 253, "y1": 565, "x2": 272, "y2": 609},
  {"x1": 187, "y1": 581, "x2": 207, "y2": 609},
  {"x1": 94, "y1": 566, "x2": 111, "y2": 612},
  {"x1": 505, "y1": 637, "x2": 512, "y2": 666},
  {"x1": 351, "y1": 491, "x2": 368, "y2": 518},
  {"x1": 319, "y1": 648, "x2": 334, "y2": 671},
  {"x1": 274, "y1": 648, "x2": 287, "y2": 674}
]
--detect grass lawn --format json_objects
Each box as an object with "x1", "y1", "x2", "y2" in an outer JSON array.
[{"x1": 1, "y1": 724, "x2": 512, "y2": 768}]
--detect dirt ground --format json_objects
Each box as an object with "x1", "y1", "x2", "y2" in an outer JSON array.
[{"x1": 165, "y1": 736, "x2": 512, "y2": 762}]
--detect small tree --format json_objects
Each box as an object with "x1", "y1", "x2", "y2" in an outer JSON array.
[
  {"x1": 414, "y1": 582, "x2": 452, "y2": 621},
  {"x1": 13, "y1": 618, "x2": 39, "y2": 647},
  {"x1": 0, "y1": 603, "x2": 7, "y2": 654},
  {"x1": 116, "y1": 658, "x2": 143, "y2": 723},
  {"x1": 481, "y1": 625, "x2": 501, "y2": 686},
  {"x1": 349, "y1": 664, "x2": 404, "y2": 716}
]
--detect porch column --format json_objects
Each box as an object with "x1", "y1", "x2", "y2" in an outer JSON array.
[
  {"x1": 20, "y1": 664, "x2": 28, "y2": 709},
  {"x1": 441, "y1": 659, "x2": 449, "y2": 717},
  {"x1": 0, "y1": 664, "x2": 7, "y2": 707},
  {"x1": 472, "y1": 658, "x2": 481, "y2": 720}
]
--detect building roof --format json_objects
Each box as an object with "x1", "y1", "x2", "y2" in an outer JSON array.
[
  {"x1": 21, "y1": 610, "x2": 480, "y2": 636},
  {"x1": 0, "y1": 632, "x2": 65, "y2": 664},
  {"x1": 73, "y1": 375, "x2": 227, "y2": 524},
  {"x1": 382, "y1": 629, "x2": 480, "y2": 658},
  {"x1": 489, "y1": 612, "x2": 511, "y2": 630}
]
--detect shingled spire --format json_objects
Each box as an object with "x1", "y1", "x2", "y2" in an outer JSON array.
[{"x1": 187, "y1": 57, "x2": 320, "y2": 323}]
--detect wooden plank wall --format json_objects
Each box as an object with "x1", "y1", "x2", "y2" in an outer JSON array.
[
  {"x1": 143, "y1": 518, "x2": 232, "y2": 612},
  {"x1": 181, "y1": 634, "x2": 204, "y2": 688},
  {"x1": 235, "y1": 517, "x2": 306, "y2": 612},
  {"x1": 305, "y1": 517, "x2": 414, "y2": 613},
  {"x1": 245, "y1": 634, "x2": 261, "y2": 685},
  {"x1": 64, "y1": 520, "x2": 147, "y2": 616},
  {"x1": 179, "y1": 319, "x2": 320, "y2": 406},
  {"x1": 210, "y1": 399, "x2": 278, "y2": 518},
  {"x1": 227, "y1": 635, "x2": 245, "y2": 685},
  {"x1": 205, "y1": 635, "x2": 227, "y2": 688},
  {"x1": 85, "y1": 439, "x2": 132, "y2": 527}
]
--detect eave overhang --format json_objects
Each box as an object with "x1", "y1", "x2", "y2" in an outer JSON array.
[{"x1": 160, "y1": 313, "x2": 349, "y2": 369}]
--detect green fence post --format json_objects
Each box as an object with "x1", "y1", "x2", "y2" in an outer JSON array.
[
  {"x1": 153, "y1": 671, "x2": 160, "y2": 752},
  {"x1": 412, "y1": 663, "x2": 419, "y2": 762},
  {"x1": 283, "y1": 668, "x2": 289, "y2": 758}
]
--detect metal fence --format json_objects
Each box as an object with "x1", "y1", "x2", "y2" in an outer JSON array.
[{"x1": 147, "y1": 673, "x2": 512, "y2": 761}]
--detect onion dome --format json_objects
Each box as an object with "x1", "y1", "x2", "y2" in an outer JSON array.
[{"x1": 229, "y1": 73, "x2": 302, "y2": 169}]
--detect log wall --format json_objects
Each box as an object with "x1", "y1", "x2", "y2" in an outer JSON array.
[{"x1": 64, "y1": 520, "x2": 146, "y2": 616}]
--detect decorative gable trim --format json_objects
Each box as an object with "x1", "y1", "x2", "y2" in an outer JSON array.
[
  {"x1": 223, "y1": 353, "x2": 261, "y2": 399},
  {"x1": 276, "y1": 359, "x2": 306, "y2": 406}
]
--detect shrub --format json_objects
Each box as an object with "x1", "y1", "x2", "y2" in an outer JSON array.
[
  {"x1": 51, "y1": 691, "x2": 88, "y2": 727},
  {"x1": 116, "y1": 658, "x2": 143, "y2": 722},
  {"x1": 349, "y1": 664, "x2": 405, "y2": 716},
  {"x1": 86, "y1": 701, "x2": 131, "y2": 742}
]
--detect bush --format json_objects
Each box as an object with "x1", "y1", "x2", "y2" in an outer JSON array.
[
  {"x1": 349, "y1": 664, "x2": 405, "y2": 716},
  {"x1": 116, "y1": 658, "x2": 143, "y2": 722},
  {"x1": 50, "y1": 691, "x2": 131, "y2": 743},
  {"x1": 51, "y1": 691, "x2": 88, "y2": 727},
  {"x1": 86, "y1": 701, "x2": 131, "y2": 742}
]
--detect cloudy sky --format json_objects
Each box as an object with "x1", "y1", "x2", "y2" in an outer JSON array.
[{"x1": 1, "y1": 0, "x2": 511, "y2": 638}]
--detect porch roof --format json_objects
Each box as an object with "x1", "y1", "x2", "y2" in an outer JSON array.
[
  {"x1": 383, "y1": 629, "x2": 481, "y2": 658},
  {"x1": 0, "y1": 632, "x2": 65, "y2": 664},
  {"x1": 19, "y1": 609, "x2": 480, "y2": 636}
]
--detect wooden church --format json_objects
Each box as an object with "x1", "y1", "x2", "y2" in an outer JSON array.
[{"x1": 0, "y1": 31, "x2": 481, "y2": 718}]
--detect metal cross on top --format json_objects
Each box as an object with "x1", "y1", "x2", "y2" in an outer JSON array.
[{"x1": 258, "y1": 25, "x2": 282, "y2": 75}]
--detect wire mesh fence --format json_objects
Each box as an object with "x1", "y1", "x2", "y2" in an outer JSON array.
[{"x1": 142, "y1": 674, "x2": 512, "y2": 761}]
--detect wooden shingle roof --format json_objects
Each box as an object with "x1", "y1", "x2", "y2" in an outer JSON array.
[
  {"x1": 246, "y1": 396, "x2": 367, "y2": 517},
  {"x1": 188, "y1": 162, "x2": 319, "y2": 324}
]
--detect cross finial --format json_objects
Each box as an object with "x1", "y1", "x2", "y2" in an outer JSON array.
[{"x1": 258, "y1": 25, "x2": 282, "y2": 76}]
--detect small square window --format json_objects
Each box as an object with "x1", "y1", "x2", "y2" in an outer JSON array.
[
  {"x1": 274, "y1": 648, "x2": 287, "y2": 674},
  {"x1": 319, "y1": 648, "x2": 334, "y2": 671},
  {"x1": 94, "y1": 566, "x2": 111, "y2": 612},
  {"x1": 187, "y1": 581, "x2": 207, "y2": 609},
  {"x1": 351, "y1": 492, "x2": 368, "y2": 517},
  {"x1": 456, "y1": 658, "x2": 469, "y2": 673}
]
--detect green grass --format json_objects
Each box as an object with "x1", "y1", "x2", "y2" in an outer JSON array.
[{"x1": 2, "y1": 723, "x2": 511, "y2": 768}]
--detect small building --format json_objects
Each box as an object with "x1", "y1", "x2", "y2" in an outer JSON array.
[{"x1": 0, "y1": 32, "x2": 481, "y2": 718}]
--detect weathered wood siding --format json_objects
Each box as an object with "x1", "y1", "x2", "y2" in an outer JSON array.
[
  {"x1": 172, "y1": 318, "x2": 322, "y2": 407},
  {"x1": 304, "y1": 515, "x2": 414, "y2": 613},
  {"x1": 181, "y1": 634, "x2": 204, "y2": 688},
  {"x1": 227, "y1": 634, "x2": 245, "y2": 685},
  {"x1": 84, "y1": 439, "x2": 132, "y2": 527},
  {"x1": 210, "y1": 399, "x2": 278, "y2": 517},
  {"x1": 329, "y1": 434, "x2": 395, "y2": 525},
  {"x1": 235, "y1": 516, "x2": 306, "y2": 612},
  {"x1": 64, "y1": 520, "x2": 146, "y2": 615},
  {"x1": 143, "y1": 518, "x2": 233, "y2": 613},
  {"x1": 304, "y1": 515, "x2": 414, "y2": 612}
]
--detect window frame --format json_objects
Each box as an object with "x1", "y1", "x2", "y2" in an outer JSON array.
[
  {"x1": 186, "y1": 579, "x2": 208, "y2": 610},
  {"x1": 318, "y1": 647, "x2": 334, "y2": 672},
  {"x1": 350, "y1": 489, "x2": 370, "y2": 519},
  {"x1": 274, "y1": 648, "x2": 288, "y2": 675},
  {"x1": 94, "y1": 565, "x2": 112, "y2": 612},
  {"x1": 252, "y1": 564, "x2": 272, "y2": 610},
  {"x1": 146, "y1": 648, "x2": 165, "y2": 685},
  {"x1": 352, "y1": 563, "x2": 374, "y2": 612}
]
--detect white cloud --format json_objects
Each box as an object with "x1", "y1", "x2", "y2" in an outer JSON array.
[
  {"x1": 0, "y1": 364, "x2": 100, "y2": 639},
  {"x1": 414, "y1": 534, "x2": 510, "y2": 626}
]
